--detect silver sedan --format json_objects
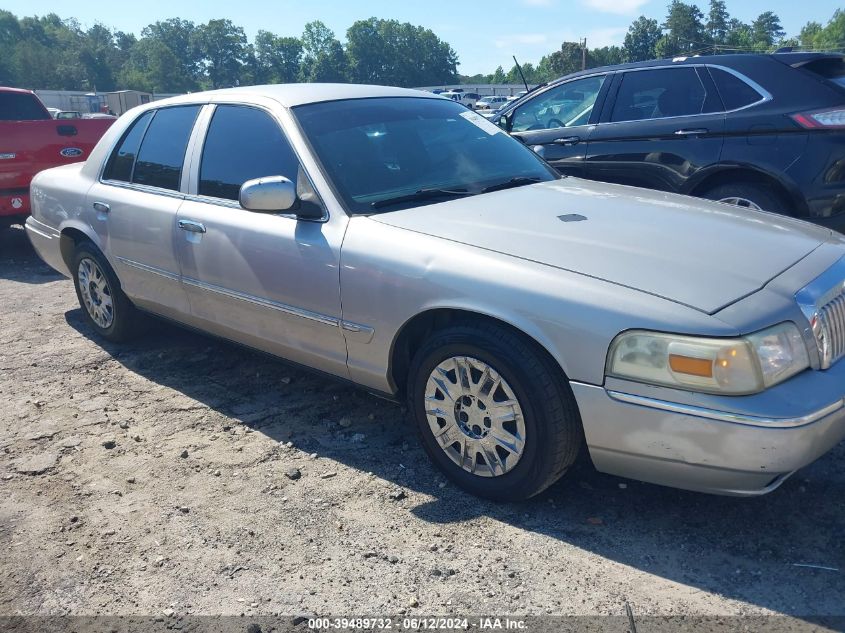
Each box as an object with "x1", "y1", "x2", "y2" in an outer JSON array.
[{"x1": 26, "y1": 84, "x2": 845, "y2": 500}]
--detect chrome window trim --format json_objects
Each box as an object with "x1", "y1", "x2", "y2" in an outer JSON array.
[
  {"x1": 599, "y1": 63, "x2": 773, "y2": 127},
  {"x1": 98, "y1": 179, "x2": 185, "y2": 200},
  {"x1": 97, "y1": 104, "x2": 204, "y2": 192},
  {"x1": 187, "y1": 102, "x2": 330, "y2": 223},
  {"x1": 607, "y1": 390, "x2": 844, "y2": 429}
]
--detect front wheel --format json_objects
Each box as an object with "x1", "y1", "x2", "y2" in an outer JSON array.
[
  {"x1": 72, "y1": 242, "x2": 144, "y2": 342},
  {"x1": 407, "y1": 322, "x2": 583, "y2": 501}
]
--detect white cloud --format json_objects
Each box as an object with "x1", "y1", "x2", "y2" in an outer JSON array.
[
  {"x1": 581, "y1": 0, "x2": 649, "y2": 15},
  {"x1": 582, "y1": 26, "x2": 629, "y2": 47},
  {"x1": 494, "y1": 33, "x2": 550, "y2": 49}
]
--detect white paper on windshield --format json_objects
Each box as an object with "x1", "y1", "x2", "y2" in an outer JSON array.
[{"x1": 459, "y1": 110, "x2": 504, "y2": 136}]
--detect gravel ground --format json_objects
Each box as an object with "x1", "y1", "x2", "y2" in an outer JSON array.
[{"x1": 1, "y1": 224, "x2": 844, "y2": 622}]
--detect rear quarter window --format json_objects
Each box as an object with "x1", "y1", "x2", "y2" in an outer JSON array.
[
  {"x1": 103, "y1": 111, "x2": 154, "y2": 182},
  {"x1": 708, "y1": 67, "x2": 764, "y2": 111},
  {"x1": 0, "y1": 92, "x2": 50, "y2": 121}
]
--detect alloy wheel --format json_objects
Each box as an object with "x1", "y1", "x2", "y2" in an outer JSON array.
[
  {"x1": 424, "y1": 356, "x2": 526, "y2": 477},
  {"x1": 77, "y1": 257, "x2": 114, "y2": 329}
]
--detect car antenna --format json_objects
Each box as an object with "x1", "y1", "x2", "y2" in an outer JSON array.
[{"x1": 513, "y1": 55, "x2": 530, "y2": 93}]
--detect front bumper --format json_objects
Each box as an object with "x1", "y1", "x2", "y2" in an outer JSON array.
[{"x1": 572, "y1": 364, "x2": 845, "y2": 496}]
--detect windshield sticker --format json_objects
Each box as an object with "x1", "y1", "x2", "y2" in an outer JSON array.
[{"x1": 459, "y1": 110, "x2": 503, "y2": 136}]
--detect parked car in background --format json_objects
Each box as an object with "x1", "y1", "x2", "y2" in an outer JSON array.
[
  {"x1": 46, "y1": 107, "x2": 61, "y2": 119},
  {"x1": 26, "y1": 84, "x2": 845, "y2": 501},
  {"x1": 442, "y1": 91, "x2": 479, "y2": 109},
  {"x1": 476, "y1": 95, "x2": 509, "y2": 111},
  {"x1": 55, "y1": 111, "x2": 82, "y2": 119},
  {"x1": 0, "y1": 87, "x2": 115, "y2": 228},
  {"x1": 493, "y1": 52, "x2": 845, "y2": 233}
]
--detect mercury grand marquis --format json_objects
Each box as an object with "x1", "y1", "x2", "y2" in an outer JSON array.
[{"x1": 25, "y1": 84, "x2": 845, "y2": 500}]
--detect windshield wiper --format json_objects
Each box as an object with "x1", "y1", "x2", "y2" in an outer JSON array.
[
  {"x1": 371, "y1": 188, "x2": 472, "y2": 210},
  {"x1": 481, "y1": 177, "x2": 543, "y2": 194}
]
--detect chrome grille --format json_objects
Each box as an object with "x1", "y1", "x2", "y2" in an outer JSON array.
[
  {"x1": 816, "y1": 290, "x2": 845, "y2": 368},
  {"x1": 796, "y1": 256, "x2": 845, "y2": 371}
]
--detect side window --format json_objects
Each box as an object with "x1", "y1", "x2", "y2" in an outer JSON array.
[
  {"x1": 132, "y1": 106, "x2": 201, "y2": 191},
  {"x1": 611, "y1": 68, "x2": 710, "y2": 122},
  {"x1": 511, "y1": 75, "x2": 607, "y2": 133},
  {"x1": 103, "y1": 111, "x2": 153, "y2": 182},
  {"x1": 709, "y1": 67, "x2": 763, "y2": 111},
  {"x1": 199, "y1": 106, "x2": 301, "y2": 201}
]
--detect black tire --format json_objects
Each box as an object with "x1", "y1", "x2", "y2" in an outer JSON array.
[
  {"x1": 71, "y1": 241, "x2": 144, "y2": 342},
  {"x1": 701, "y1": 182, "x2": 789, "y2": 214},
  {"x1": 407, "y1": 321, "x2": 583, "y2": 501}
]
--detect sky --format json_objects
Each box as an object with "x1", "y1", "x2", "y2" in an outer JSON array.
[{"x1": 2, "y1": 0, "x2": 842, "y2": 75}]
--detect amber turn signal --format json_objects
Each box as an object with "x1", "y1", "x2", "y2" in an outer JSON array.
[{"x1": 668, "y1": 354, "x2": 714, "y2": 378}]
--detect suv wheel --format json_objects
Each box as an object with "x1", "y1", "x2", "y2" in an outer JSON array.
[
  {"x1": 702, "y1": 182, "x2": 788, "y2": 214},
  {"x1": 407, "y1": 322, "x2": 583, "y2": 501},
  {"x1": 72, "y1": 241, "x2": 144, "y2": 342}
]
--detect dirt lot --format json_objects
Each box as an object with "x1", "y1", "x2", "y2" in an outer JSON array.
[{"x1": 1, "y1": 224, "x2": 844, "y2": 623}]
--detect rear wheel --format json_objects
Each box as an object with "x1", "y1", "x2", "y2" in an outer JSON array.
[
  {"x1": 701, "y1": 182, "x2": 788, "y2": 214},
  {"x1": 72, "y1": 242, "x2": 144, "y2": 342},
  {"x1": 407, "y1": 322, "x2": 583, "y2": 501}
]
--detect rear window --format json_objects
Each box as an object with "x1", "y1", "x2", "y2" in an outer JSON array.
[
  {"x1": 132, "y1": 106, "x2": 201, "y2": 191},
  {"x1": 708, "y1": 68, "x2": 764, "y2": 111},
  {"x1": 800, "y1": 57, "x2": 845, "y2": 90},
  {"x1": 0, "y1": 92, "x2": 50, "y2": 121}
]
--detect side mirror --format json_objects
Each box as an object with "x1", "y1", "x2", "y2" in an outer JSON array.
[
  {"x1": 531, "y1": 145, "x2": 546, "y2": 159},
  {"x1": 496, "y1": 113, "x2": 512, "y2": 133},
  {"x1": 239, "y1": 176, "x2": 296, "y2": 213}
]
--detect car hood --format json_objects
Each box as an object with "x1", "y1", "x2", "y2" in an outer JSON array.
[{"x1": 371, "y1": 178, "x2": 831, "y2": 314}]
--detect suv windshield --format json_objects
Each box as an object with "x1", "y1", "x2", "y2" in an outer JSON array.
[{"x1": 294, "y1": 97, "x2": 557, "y2": 213}]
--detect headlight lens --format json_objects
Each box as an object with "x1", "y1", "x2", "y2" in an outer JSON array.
[{"x1": 607, "y1": 323, "x2": 810, "y2": 395}]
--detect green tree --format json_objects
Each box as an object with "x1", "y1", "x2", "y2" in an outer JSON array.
[
  {"x1": 706, "y1": 0, "x2": 729, "y2": 44},
  {"x1": 141, "y1": 19, "x2": 200, "y2": 89},
  {"x1": 751, "y1": 11, "x2": 785, "y2": 48},
  {"x1": 254, "y1": 31, "x2": 302, "y2": 84},
  {"x1": 491, "y1": 65, "x2": 506, "y2": 84},
  {"x1": 195, "y1": 19, "x2": 248, "y2": 88},
  {"x1": 623, "y1": 16, "x2": 662, "y2": 62},
  {"x1": 300, "y1": 20, "x2": 348, "y2": 82},
  {"x1": 119, "y1": 38, "x2": 185, "y2": 92},
  {"x1": 589, "y1": 45, "x2": 623, "y2": 67},
  {"x1": 660, "y1": 1, "x2": 707, "y2": 56},
  {"x1": 801, "y1": 10, "x2": 845, "y2": 50}
]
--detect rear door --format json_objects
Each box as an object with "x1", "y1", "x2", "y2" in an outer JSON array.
[
  {"x1": 85, "y1": 105, "x2": 201, "y2": 317},
  {"x1": 585, "y1": 66, "x2": 726, "y2": 192},
  {"x1": 507, "y1": 74, "x2": 611, "y2": 178}
]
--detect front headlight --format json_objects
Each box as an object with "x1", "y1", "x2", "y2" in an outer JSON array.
[{"x1": 606, "y1": 323, "x2": 810, "y2": 395}]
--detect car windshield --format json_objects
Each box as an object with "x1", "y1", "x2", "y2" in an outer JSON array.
[{"x1": 294, "y1": 97, "x2": 558, "y2": 214}]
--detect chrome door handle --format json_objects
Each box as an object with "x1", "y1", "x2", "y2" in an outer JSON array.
[
  {"x1": 553, "y1": 136, "x2": 581, "y2": 146},
  {"x1": 92, "y1": 201, "x2": 110, "y2": 213},
  {"x1": 178, "y1": 220, "x2": 206, "y2": 233},
  {"x1": 674, "y1": 128, "x2": 709, "y2": 136}
]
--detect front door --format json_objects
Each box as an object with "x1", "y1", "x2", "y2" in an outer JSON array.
[
  {"x1": 508, "y1": 74, "x2": 610, "y2": 178},
  {"x1": 174, "y1": 104, "x2": 349, "y2": 378},
  {"x1": 585, "y1": 67, "x2": 726, "y2": 192}
]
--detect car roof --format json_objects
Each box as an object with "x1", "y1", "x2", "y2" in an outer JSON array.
[
  {"x1": 154, "y1": 83, "x2": 441, "y2": 108},
  {"x1": 0, "y1": 86, "x2": 37, "y2": 95},
  {"x1": 547, "y1": 51, "x2": 845, "y2": 84}
]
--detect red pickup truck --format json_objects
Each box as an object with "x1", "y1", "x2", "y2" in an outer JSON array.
[{"x1": 1, "y1": 87, "x2": 114, "y2": 228}]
